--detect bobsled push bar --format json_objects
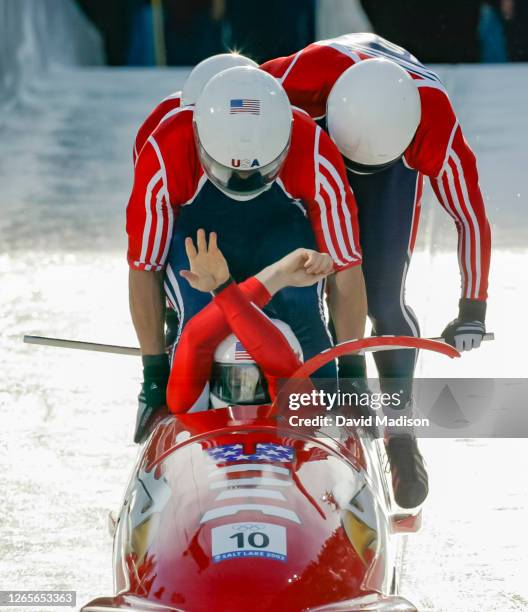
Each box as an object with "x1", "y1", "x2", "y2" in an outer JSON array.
[
  {"x1": 23, "y1": 333, "x2": 494, "y2": 357},
  {"x1": 23, "y1": 335, "x2": 141, "y2": 356}
]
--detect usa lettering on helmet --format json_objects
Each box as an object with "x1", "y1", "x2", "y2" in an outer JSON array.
[{"x1": 231, "y1": 159, "x2": 261, "y2": 168}]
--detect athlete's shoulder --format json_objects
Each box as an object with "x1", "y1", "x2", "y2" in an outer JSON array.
[
  {"x1": 148, "y1": 104, "x2": 195, "y2": 149},
  {"x1": 262, "y1": 42, "x2": 355, "y2": 119},
  {"x1": 140, "y1": 106, "x2": 202, "y2": 203},
  {"x1": 134, "y1": 92, "x2": 183, "y2": 158},
  {"x1": 267, "y1": 41, "x2": 354, "y2": 78}
]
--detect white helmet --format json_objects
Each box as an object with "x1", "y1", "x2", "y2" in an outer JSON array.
[
  {"x1": 193, "y1": 66, "x2": 293, "y2": 201},
  {"x1": 182, "y1": 53, "x2": 258, "y2": 106},
  {"x1": 210, "y1": 320, "x2": 302, "y2": 408},
  {"x1": 327, "y1": 58, "x2": 421, "y2": 174}
]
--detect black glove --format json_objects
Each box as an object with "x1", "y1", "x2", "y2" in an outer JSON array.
[
  {"x1": 442, "y1": 298, "x2": 486, "y2": 352},
  {"x1": 134, "y1": 353, "x2": 170, "y2": 444}
]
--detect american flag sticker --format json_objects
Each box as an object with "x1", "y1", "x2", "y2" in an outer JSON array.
[
  {"x1": 235, "y1": 341, "x2": 252, "y2": 360},
  {"x1": 207, "y1": 443, "x2": 295, "y2": 463},
  {"x1": 230, "y1": 99, "x2": 261, "y2": 115}
]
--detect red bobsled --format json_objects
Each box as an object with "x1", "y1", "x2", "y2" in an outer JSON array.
[{"x1": 82, "y1": 337, "x2": 459, "y2": 612}]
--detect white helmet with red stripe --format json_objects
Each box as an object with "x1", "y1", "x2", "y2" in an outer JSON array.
[
  {"x1": 327, "y1": 58, "x2": 421, "y2": 174},
  {"x1": 182, "y1": 53, "x2": 258, "y2": 106},
  {"x1": 193, "y1": 66, "x2": 293, "y2": 201},
  {"x1": 210, "y1": 320, "x2": 302, "y2": 408}
]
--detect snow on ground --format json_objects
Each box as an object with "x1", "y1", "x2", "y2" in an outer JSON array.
[{"x1": 0, "y1": 64, "x2": 527, "y2": 611}]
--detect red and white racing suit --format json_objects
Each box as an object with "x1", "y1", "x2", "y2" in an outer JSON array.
[
  {"x1": 262, "y1": 33, "x2": 492, "y2": 390},
  {"x1": 261, "y1": 33, "x2": 491, "y2": 302},
  {"x1": 167, "y1": 277, "x2": 302, "y2": 413},
  {"x1": 127, "y1": 105, "x2": 362, "y2": 379}
]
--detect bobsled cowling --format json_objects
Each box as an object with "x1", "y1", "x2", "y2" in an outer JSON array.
[{"x1": 82, "y1": 406, "x2": 402, "y2": 612}]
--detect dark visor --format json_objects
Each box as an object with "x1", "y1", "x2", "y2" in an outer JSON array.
[{"x1": 211, "y1": 363, "x2": 270, "y2": 405}]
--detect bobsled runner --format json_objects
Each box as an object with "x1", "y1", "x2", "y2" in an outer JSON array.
[{"x1": 80, "y1": 336, "x2": 462, "y2": 612}]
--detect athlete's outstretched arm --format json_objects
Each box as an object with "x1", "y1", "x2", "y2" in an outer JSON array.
[
  {"x1": 167, "y1": 275, "x2": 272, "y2": 413},
  {"x1": 180, "y1": 230, "x2": 331, "y2": 373},
  {"x1": 169, "y1": 231, "x2": 331, "y2": 412}
]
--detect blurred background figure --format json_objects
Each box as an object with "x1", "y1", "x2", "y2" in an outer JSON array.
[
  {"x1": 17, "y1": 0, "x2": 525, "y2": 68},
  {"x1": 164, "y1": 0, "x2": 225, "y2": 65},
  {"x1": 500, "y1": 0, "x2": 528, "y2": 60},
  {"x1": 68, "y1": 0, "x2": 528, "y2": 66},
  {"x1": 224, "y1": 0, "x2": 315, "y2": 62},
  {"x1": 127, "y1": 0, "x2": 156, "y2": 65},
  {"x1": 479, "y1": 2, "x2": 508, "y2": 63},
  {"x1": 361, "y1": 0, "x2": 483, "y2": 62},
  {"x1": 76, "y1": 0, "x2": 132, "y2": 65}
]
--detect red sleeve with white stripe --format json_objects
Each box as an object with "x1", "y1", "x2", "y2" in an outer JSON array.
[
  {"x1": 214, "y1": 282, "x2": 302, "y2": 381},
  {"x1": 168, "y1": 277, "x2": 304, "y2": 414},
  {"x1": 126, "y1": 138, "x2": 174, "y2": 271},
  {"x1": 405, "y1": 88, "x2": 491, "y2": 301},
  {"x1": 285, "y1": 117, "x2": 362, "y2": 271},
  {"x1": 261, "y1": 44, "x2": 354, "y2": 119},
  {"x1": 133, "y1": 93, "x2": 181, "y2": 164}
]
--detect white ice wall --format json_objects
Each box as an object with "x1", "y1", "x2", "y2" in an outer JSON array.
[{"x1": 0, "y1": 0, "x2": 103, "y2": 117}]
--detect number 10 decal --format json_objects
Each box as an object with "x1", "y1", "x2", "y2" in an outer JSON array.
[
  {"x1": 230, "y1": 531, "x2": 270, "y2": 549},
  {"x1": 212, "y1": 522, "x2": 287, "y2": 563}
]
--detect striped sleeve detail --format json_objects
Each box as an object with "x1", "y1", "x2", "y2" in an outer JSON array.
[
  {"x1": 431, "y1": 124, "x2": 491, "y2": 300},
  {"x1": 133, "y1": 95, "x2": 182, "y2": 165},
  {"x1": 310, "y1": 127, "x2": 362, "y2": 269},
  {"x1": 127, "y1": 137, "x2": 174, "y2": 272},
  {"x1": 279, "y1": 49, "x2": 304, "y2": 84}
]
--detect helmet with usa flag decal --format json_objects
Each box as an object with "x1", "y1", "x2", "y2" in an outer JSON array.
[
  {"x1": 193, "y1": 66, "x2": 293, "y2": 201},
  {"x1": 182, "y1": 53, "x2": 258, "y2": 106},
  {"x1": 327, "y1": 57, "x2": 421, "y2": 174},
  {"x1": 210, "y1": 320, "x2": 302, "y2": 408}
]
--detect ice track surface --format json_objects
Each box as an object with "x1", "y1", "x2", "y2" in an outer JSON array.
[{"x1": 0, "y1": 65, "x2": 527, "y2": 611}]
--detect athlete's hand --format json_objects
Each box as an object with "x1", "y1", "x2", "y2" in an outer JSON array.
[
  {"x1": 442, "y1": 298, "x2": 487, "y2": 352},
  {"x1": 276, "y1": 249, "x2": 333, "y2": 287},
  {"x1": 180, "y1": 229, "x2": 230, "y2": 292},
  {"x1": 134, "y1": 354, "x2": 170, "y2": 444}
]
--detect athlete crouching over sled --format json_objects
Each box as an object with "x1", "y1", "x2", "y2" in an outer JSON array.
[
  {"x1": 262, "y1": 33, "x2": 493, "y2": 508},
  {"x1": 127, "y1": 68, "x2": 368, "y2": 476},
  {"x1": 127, "y1": 66, "x2": 366, "y2": 389}
]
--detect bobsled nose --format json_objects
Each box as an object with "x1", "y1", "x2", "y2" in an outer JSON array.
[
  {"x1": 307, "y1": 593, "x2": 417, "y2": 611},
  {"x1": 81, "y1": 595, "x2": 184, "y2": 612},
  {"x1": 82, "y1": 593, "x2": 417, "y2": 612}
]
